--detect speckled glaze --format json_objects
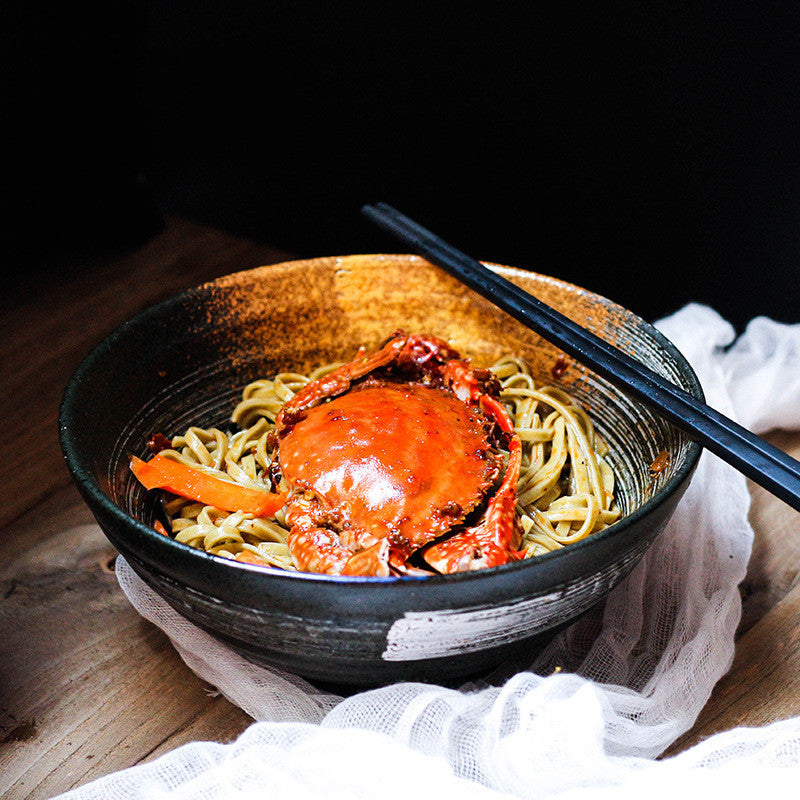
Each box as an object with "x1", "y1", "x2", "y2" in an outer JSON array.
[{"x1": 59, "y1": 255, "x2": 703, "y2": 685}]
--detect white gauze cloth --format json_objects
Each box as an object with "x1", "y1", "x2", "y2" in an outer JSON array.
[{"x1": 56, "y1": 305, "x2": 800, "y2": 798}]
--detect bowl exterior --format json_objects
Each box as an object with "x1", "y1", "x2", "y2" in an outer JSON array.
[
  {"x1": 105, "y1": 478, "x2": 687, "y2": 684},
  {"x1": 60, "y1": 255, "x2": 703, "y2": 685}
]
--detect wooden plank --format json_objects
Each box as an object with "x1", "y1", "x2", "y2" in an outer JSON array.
[
  {"x1": 665, "y1": 429, "x2": 800, "y2": 755},
  {"x1": 0, "y1": 219, "x2": 287, "y2": 797},
  {"x1": 666, "y1": 564, "x2": 800, "y2": 756},
  {"x1": 0, "y1": 217, "x2": 292, "y2": 525},
  {"x1": 738, "y1": 430, "x2": 800, "y2": 634},
  {"x1": 0, "y1": 485, "x2": 251, "y2": 798},
  {"x1": 3, "y1": 215, "x2": 799, "y2": 794}
]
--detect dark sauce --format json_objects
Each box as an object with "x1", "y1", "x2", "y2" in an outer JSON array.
[{"x1": 551, "y1": 354, "x2": 569, "y2": 380}]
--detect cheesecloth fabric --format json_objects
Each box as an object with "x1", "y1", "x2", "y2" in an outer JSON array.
[{"x1": 55, "y1": 305, "x2": 800, "y2": 798}]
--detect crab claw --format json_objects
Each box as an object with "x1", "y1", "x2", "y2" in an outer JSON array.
[
  {"x1": 342, "y1": 539, "x2": 392, "y2": 577},
  {"x1": 422, "y1": 394, "x2": 523, "y2": 573},
  {"x1": 287, "y1": 525, "x2": 355, "y2": 575},
  {"x1": 287, "y1": 524, "x2": 393, "y2": 577}
]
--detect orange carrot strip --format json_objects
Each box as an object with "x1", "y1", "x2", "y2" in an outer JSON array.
[
  {"x1": 153, "y1": 519, "x2": 170, "y2": 536},
  {"x1": 130, "y1": 455, "x2": 286, "y2": 517},
  {"x1": 234, "y1": 550, "x2": 271, "y2": 567}
]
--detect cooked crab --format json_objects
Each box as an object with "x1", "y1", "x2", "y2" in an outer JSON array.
[{"x1": 270, "y1": 331, "x2": 523, "y2": 576}]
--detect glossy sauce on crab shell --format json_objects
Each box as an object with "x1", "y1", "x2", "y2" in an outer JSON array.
[{"x1": 278, "y1": 383, "x2": 500, "y2": 548}]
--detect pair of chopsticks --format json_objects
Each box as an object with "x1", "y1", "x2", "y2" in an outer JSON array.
[{"x1": 362, "y1": 202, "x2": 800, "y2": 513}]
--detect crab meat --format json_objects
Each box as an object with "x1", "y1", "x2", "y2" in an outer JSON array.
[{"x1": 272, "y1": 332, "x2": 523, "y2": 576}]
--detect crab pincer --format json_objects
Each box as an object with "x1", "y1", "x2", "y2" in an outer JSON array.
[{"x1": 421, "y1": 392, "x2": 524, "y2": 572}]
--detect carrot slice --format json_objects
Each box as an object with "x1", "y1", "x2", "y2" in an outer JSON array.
[
  {"x1": 130, "y1": 454, "x2": 286, "y2": 517},
  {"x1": 234, "y1": 550, "x2": 271, "y2": 566}
]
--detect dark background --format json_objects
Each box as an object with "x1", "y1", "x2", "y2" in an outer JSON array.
[{"x1": 6, "y1": 2, "x2": 800, "y2": 329}]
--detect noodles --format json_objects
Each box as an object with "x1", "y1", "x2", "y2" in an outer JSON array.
[
  {"x1": 491, "y1": 356, "x2": 620, "y2": 556},
  {"x1": 151, "y1": 353, "x2": 620, "y2": 569}
]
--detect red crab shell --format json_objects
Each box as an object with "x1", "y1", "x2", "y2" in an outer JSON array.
[
  {"x1": 272, "y1": 332, "x2": 523, "y2": 576},
  {"x1": 278, "y1": 382, "x2": 501, "y2": 549}
]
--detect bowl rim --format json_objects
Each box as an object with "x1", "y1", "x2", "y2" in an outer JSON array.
[{"x1": 59, "y1": 254, "x2": 704, "y2": 588}]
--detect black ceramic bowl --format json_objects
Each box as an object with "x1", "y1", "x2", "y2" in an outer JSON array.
[{"x1": 59, "y1": 255, "x2": 702, "y2": 685}]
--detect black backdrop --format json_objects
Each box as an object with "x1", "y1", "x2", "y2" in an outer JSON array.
[{"x1": 7, "y1": 2, "x2": 800, "y2": 329}]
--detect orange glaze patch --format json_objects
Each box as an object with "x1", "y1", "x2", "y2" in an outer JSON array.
[
  {"x1": 649, "y1": 450, "x2": 670, "y2": 476},
  {"x1": 278, "y1": 383, "x2": 500, "y2": 549},
  {"x1": 551, "y1": 354, "x2": 570, "y2": 380}
]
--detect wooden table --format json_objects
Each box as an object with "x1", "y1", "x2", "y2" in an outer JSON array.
[{"x1": 2, "y1": 217, "x2": 799, "y2": 797}]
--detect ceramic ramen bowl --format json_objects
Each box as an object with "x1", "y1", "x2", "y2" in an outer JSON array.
[{"x1": 59, "y1": 255, "x2": 702, "y2": 685}]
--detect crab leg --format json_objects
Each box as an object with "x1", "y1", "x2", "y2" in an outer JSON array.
[
  {"x1": 287, "y1": 524, "x2": 393, "y2": 577},
  {"x1": 275, "y1": 331, "x2": 463, "y2": 438},
  {"x1": 287, "y1": 526, "x2": 354, "y2": 575},
  {"x1": 275, "y1": 333, "x2": 408, "y2": 437},
  {"x1": 288, "y1": 525, "x2": 394, "y2": 576},
  {"x1": 342, "y1": 540, "x2": 392, "y2": 577},
  {"x1": 285, "y1": 495, "x2": 393, "y2": 576},
  {"x1": 422, "y1": 393, "x2": 524, "y2": 573}
]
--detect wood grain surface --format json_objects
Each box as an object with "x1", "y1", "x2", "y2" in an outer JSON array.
[
  {"x1": 1, "y1": 217, "x2": 798, "y2": 797},
  {"x1": 664, "y1": 430, "x2": 800, "y2": 756}
]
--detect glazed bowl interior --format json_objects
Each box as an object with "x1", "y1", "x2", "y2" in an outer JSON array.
[{"x1": 60, "y1": 254, "x2": 702, "y2": 685}]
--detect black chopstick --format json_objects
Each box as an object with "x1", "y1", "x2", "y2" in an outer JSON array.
[{"x1": 361, "y1": 202, "x2": 800, "y2": 513}]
